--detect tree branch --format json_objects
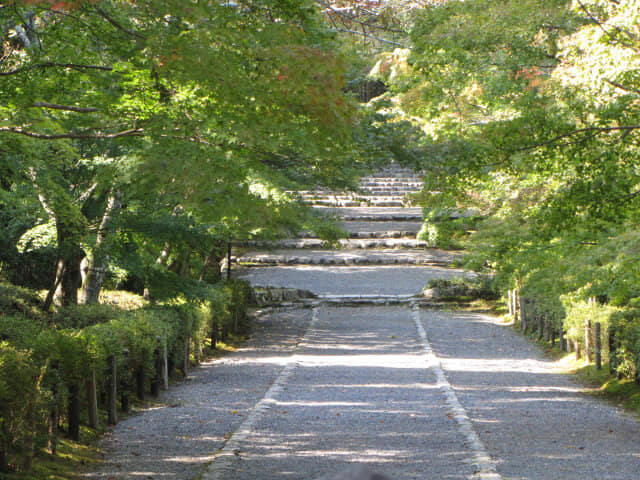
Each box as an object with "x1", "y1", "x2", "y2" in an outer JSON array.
[
  {"x1": 605, "y1": 78, "x2": 640, "y2": 96},
  {"x1": 0, "y1": 62, "x2": 113, "y2": 76},
  {"x1": 0, "y1": 126, "x2": 144, "y2": 140},
  {"x1": 331, "y1": 28, "x2": 405, "y2": 47},
  {"x1": 31, "y1": 102, "x2": 99, "y2": 113},
  {"x1": 94, "y1": 6, "x2": 145, "y2": 40},
  {"x1": 75, "y1": 182, "x2": 99, "y2": 204},
  {"x1": 518, "y1": 125, "x2": 640, "y2": 151},
  {"x1": 576, "y1": 0, "x2": 640, "y2": 53},
  {"x1": 318, "y1": 1, "x2": 405, "y2": 34}
]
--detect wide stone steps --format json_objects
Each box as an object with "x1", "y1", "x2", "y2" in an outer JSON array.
[
  {"x1": 314, "y1": 206, "x2": 423, "y2": 221},
  {"x1": 246, "y1": 238, "x2": 427, "y2": 249},
  {"x1": 236, "y1": 248, "x2": 459, "y2": 266},
  {"x1": 341, "y1": 220, "x2": 422, "y2": 236}
]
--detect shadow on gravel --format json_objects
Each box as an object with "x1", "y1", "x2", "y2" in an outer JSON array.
[{"x1": 426, "y1": 310, "x2": 640, "y2": 480}]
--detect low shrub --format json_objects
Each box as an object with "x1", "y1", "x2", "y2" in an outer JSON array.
[
  {"x1": 0, "y1": 278, "x2": 254, "y2": 474},
  {"x1": 609, "y1": 308, "x2": 640, "y2": 380},
  {"x1": 0, "y1": 281, "x2": 43, "y2": 320},
  {"x1": 423, "y1": 276, "x2": 498, "y2": 301}
]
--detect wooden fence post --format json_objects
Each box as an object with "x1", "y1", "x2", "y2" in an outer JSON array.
[
  {"x1": 585, "y1": 319, "x2": 592, "y2": 363},
  {"x1": 48, "y1": 362, "x2": 59, "y2": 455},
  {"x1": 227, "y1": 241, "x2": 232, "y2": 280},
  {"x1": 508, "y1": 290, "x2": 513, "y2": 318},
  {"x1": 151, "y1": 337, "x2": 161, "y2": 397},
  {"x1": 537, "y1": 310, "x2": 544, "y2": 340},
  {"x1": 609, "y1": 327, "x2": 617, "y2": 375},
  {"x1": 86, "y1": 369, "x2": 99, "y2": 429},
  {"x1": 108, "y1": 354, "x2": 117, "y2": 425},
  {"x1": 559, "y1": 329, "x2": 565, "y2": 352},
  {"x1": 211, "y1": 318, "x2": 218, "y2": 350},
  {"x1": 520, "y1": 297, "x2": 528, "y2": 331},
  {"x1": 136, "y1": 367, "x2": 145, "y2": 401},
  {"x1": 121, "y1": 349, "x2": 130, "y2": 414},
  {"x1": 595, "y1": 322, "x2": 602, "y2": 370},
  {"x1": 162, "y1": 341, "x2": 169, "y2": 390},
  {"x1": 181, "y1": 337, "x2": 190, "y2": 376},
  {"x1": 513, "y1": 290, "x2": 519, "y2": 323}
]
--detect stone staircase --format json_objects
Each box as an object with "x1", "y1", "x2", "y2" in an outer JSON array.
[
  {"x1": 294, "y1": 166, "x2": 423, "y2": 208},
  {"x1": 237, "y1": 163, "x2": 461, "y2": 267}
]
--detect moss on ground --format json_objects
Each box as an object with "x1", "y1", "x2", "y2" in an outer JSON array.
[{"x1": 8, "y1": 427, "x2": 101, "y2": 480}]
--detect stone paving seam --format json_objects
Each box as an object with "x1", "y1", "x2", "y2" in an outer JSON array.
[
  {"x1": 201, "y1": 306, "x2": 320, "y2": 480},
  {"x1": 411, "y1": 302, "x2": 503, "y2": 480}
]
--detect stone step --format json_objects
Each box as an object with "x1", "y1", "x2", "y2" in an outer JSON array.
[
  {"x1": 360, "y1": 187, "x2": 421, "y2": 194},
  {"x1": 341, "y1": 220, "x2": 422, "y2": 236},
  {"x1": 314, "y1": 206, "x2": 423, "y2": 221},
  {"x1": 300, "y1": 194, "x2": 408, "y2": 202},
  {"x1": 304, "y1": 198, "x2": 410, "y2": 208},
  {"x1": 349, "y1": 230, "x2": 416, "y2": 239},
  {"x1": 247, "y1": 238, "x2": 427, "y2": 249},
  {"x1": 359, "y1": 181, "x2": 423, "y2": 187},
  {"x1": 236, "y1": 248, "x2": 459, "y2": 266},
  {"x1": 312, "y1": 199, "x2": 363, "y2": 207}
]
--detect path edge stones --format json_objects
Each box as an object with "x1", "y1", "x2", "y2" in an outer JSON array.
[
  {"x1": 412, "y1": 303, "x2": 503, "y2": 480},
  {"x1": 200, "y1": 306, "x2": 320, "y2": 480}
]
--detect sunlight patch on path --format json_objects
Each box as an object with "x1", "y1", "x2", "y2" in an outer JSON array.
[
  {"x1": 413, "y1": 303, "x2": 503, "y2": 480},
  {"x1": 201, "y1": 307, "x2": 320, "y2": 480}
]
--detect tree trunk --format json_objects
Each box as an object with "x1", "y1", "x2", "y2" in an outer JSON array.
[
  {"x1": 144, "y1": 243, "x2": 171, "y2": 301},
  {"x1": 31, "y1": 169, "x2": 86, "y2": 308},
  {"x1": 81, "y1": 192, "x2": 121, "y2": 304},
  {"x1": 199, "y1": 243, "x2": 225, "y2": 282},
  {"x1": 55, "y1": 249, "x2": 84, "y2": 306}
]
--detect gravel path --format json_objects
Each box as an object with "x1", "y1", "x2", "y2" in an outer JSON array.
[
  {"x1": 85, "y1": 165, "x2": 640, "y2": 480},
  {"x1": 84, "y1": 307, "x2": 312, "y2": 480},
  {"x1": 205, "y1": 305, "x2": 476, "y2": 480},
  {"x1": 85, "y1": 303, "x2": 640, "y2": 480},
  {"x1": 424, "y1": 310, "x2": 640, "y2": 479},
  {"x1": 236, "y1": 265, "x2": 470, "y2": 297}
]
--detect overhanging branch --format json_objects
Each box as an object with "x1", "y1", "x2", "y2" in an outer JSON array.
[
  {"x1": 0, "y1": 126, "x2": 144, "y2": 140},
  {"x1": 518, "y1": 125, "x2": 640, "y2": 151},
  {"x1": 0, "y1": 62, "x2": 113, "y2": 76},
  {"x1": 31, "y1": 102, "x2": 99, "y2": 113}
]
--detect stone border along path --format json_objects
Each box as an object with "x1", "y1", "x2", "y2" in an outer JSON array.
[
  {"x1": 411, "y1": 303, "x2": 502, "y2": 480},
  {"x1": 202, "y1": 306, "x2": 321, "y2": 480}
]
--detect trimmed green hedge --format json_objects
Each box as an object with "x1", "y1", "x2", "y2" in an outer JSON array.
[{"x1": 0, "y1": 279, "x2": 253, "y2": 474}]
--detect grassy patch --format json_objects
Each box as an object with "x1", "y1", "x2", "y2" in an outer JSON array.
[
  {"x1": 8, "y1": 427, "x2": 101, "y2": 480},
  {"x1": 99, "y1": 289, "x2": 148, "y2": 310},
  {"x1": 439, "y1": 298, "x2": 505, "y2": 316},
  {"x1": 202, "y1": 331, "x2": 247, "y2": 360},
  {"x1": 574, "y1": 364, "x2": 640, "y2": 416}
]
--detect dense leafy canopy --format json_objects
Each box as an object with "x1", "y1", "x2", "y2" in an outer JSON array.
[
  {"x1": 375, "y1": 0, "x2": 640, "y2": 363},
  {"x1": 1, "y1": 0, "x2": 372, "y2": 304}
]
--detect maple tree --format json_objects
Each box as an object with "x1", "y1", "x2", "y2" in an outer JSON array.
[{"x1": 1, "y1": 0, "x2": 363, "y2": 305}]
